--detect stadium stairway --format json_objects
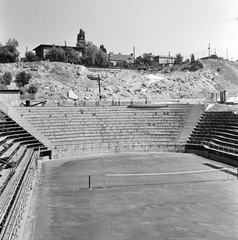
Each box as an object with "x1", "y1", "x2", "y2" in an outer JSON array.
[
  {"x1": 7, "y1": 106, "x2": 54, "y2": 159},
  {"x1": 14, "y1": 104, "x2": 204, "y2": 159},
  {"x1": 178, "y1": 104, "x2": 205, "y2": 143},
  {"x1": 185, "y1": 111, "x2": 238, "y2": 167}
]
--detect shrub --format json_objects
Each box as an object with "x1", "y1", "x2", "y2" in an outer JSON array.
[
  {"x1": 0, "y1": 72, "x2": 12, "y2": 86},
  {"x1": 0, "y1": 84, "x2": 8, "y2": 90},
  {"x1": 45, "y1": 46, "x2": 65, "y2": 62},
  {"x1": 15, "y1": 71, "x2": 31, "y2": 88},
  {"x1": 190, "y1": 54, "x2": 195, "y2": 63},
  {"x1": 27, "y1": 84, "x2": 38, "y2": 94},
  {"x1": 210, "y1": 54, "x2": 218, "y2": 60},
  {"x1": 174, "y1": 53, "x2": 183, "y2": 65},
  {"x1": 25, "y1": 51, "x2": 37, "y2": 62}
]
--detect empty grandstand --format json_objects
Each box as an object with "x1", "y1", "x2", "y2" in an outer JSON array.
[{"x1": 0, "y1": 99, "x2": 238, "y2": 239}]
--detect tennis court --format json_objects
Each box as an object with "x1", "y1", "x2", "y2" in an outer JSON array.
[{"x1": 32, "y1": 153, "x2": 238, "y2": 240}]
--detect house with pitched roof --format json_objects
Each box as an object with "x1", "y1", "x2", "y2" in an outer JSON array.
[
  {"x1": 109, "y1": 53, "x2": 135, "y2": 66},
  {"x1": 33, "y1": 44, "x2": 84, "y2": 60},
  {"x1": 33, "y1": 29, "x2": 86, "y2": 60}
]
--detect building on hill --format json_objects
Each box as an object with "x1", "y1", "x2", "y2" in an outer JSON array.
[
  {"x1": 109, "y1": 53, "x2": 135, "y2": 67},
  {"x1": 33, "y1": 44, "x2": 85, "y2": 60},
  {"x1": 33, "y1": 29, "x2": 86, "y2": 60},
  {"x1": 154, "y1": 55, "x2": 176, "y2": 66}
]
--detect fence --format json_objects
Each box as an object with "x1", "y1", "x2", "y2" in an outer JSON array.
[{"x1": 25, "y1": 98, "x2": 209, "y2": 108}]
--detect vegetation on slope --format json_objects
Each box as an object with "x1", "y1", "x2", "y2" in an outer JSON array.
[{"x1": 0, "y1": 59, "x2": 237, "y2": 102}]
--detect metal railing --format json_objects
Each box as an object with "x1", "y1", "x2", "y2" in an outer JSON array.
[
  {"x1": 203, "y1": 140, "x2": 238, "y2": 155},
  {"x1": 21, "y1": 98, "x2": 207, "y2": 108}
]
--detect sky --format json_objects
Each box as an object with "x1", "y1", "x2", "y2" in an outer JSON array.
[{"x1": 1, "y1": 0, "x2": 238, "y2": 60}]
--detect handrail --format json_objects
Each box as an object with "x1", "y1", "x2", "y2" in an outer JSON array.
[
  {"x1": 203, "y1": 140, "x2": 238, "y2": 155},
  {"x1": 19, "y1": 99, "x2": 207, "y2": 107}
]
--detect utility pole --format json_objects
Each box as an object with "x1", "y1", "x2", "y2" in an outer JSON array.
[
  {"x1": 98, "y1": 75, "x2": 102, "y2": 102},
  {"x1": 133, "y1": 46, "x2": 135, "y2": 63},
  {"x1": 208, "y1": 43, "x2": 210, "y2": 57},
  {"x1": 64, "y1": 41, "x2": 67, "y2": 63}
]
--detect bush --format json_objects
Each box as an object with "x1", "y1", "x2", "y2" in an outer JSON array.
[
  {"x1": 174, "y1": 53, "x2": 183, "y2": 65},
  {"x1": 190, "y1": 54, "x2": 195, "y2": 63},
  {"x1": 27, "y1": 84, "x2": 38, "y2": 94},
  {"x1": 210, "y1": 54, "x2": 218, "y2": 60},
  {"x1": 0, "y1": 84, "x2": 8, "y2": 90},
  {"x1": 0, "y1": 72, "x2": 12, "y2": 86},
  {"x1": 25, "y1": 51, "x2": 37, "y2": 62},
  {"x1": 15, "y1": 71, "x2": 31, "y2": 88},
  {"x1": 45, "y1": 46, "x2": 65, "y2": 62}
]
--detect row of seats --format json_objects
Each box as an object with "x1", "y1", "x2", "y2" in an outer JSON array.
[
  {"x1": 0, "y1": 111, "x2": 50, "y2": 193},
  {"x1": 15, "y1": 105, "x2": 193, "y2": 158},
  {"x1": 186, "y1": 111, "x2": 238, "y2": 157}
]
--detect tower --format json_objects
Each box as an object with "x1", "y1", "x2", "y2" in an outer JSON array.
[{"x1": 77, "y1": 29, "x2": 86, "y2": 47}]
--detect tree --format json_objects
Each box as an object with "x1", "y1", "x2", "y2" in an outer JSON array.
[
  {"x1": 27, "y1": 84, "x2": 38, "y2": 94},
  {"x1": 190, "y1": 54, "x2": 195, "y2": 63},
  {"x1": 174, "y1": 53, "x2": 183, "y2": 65},
  {"x1": 210, "y1": 54, "x2": 218, "y2": 60},
  {"x1": 15, "y1": 71, "x2": 31, "y2": 88},
  {"x1": 65, "y1": 47, "x2": 82, "y2": 64},
  {"x1": 84, "y1": 42, "x2": 98, "y2": 66},
  {"x1": 95, "y1": 49, "x2": 108, "y2": 67},
  {"x1": 45, "y1": 45, "x2": 65, "y2": 62},
  {"x1": 136, "y1": 53, "x2": 155, "y2": 69},
  {"x1": 0, "y1": 38, "x2": 20, "y2": 63},
  {"x1": 25, "y1": 51, "x2": 38, "y2": 62},
  {"x1": 100, "y1": 44, "x2": 107, "y2": 53},
  {"x1": 0, "y1": 72, "x2": 12, "y2": 86}
]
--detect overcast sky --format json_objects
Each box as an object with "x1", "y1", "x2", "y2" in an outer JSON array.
[{"x1": 1, "y1": 0, "x2": 238, "y2": 60}]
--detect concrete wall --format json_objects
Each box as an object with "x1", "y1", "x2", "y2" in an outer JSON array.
[
  {"x1": 0, "y1": 90, "x2": 21, "y2": 107},
  {"x1": 52, "y1": 143, "x2": 185, "y2": 159}
]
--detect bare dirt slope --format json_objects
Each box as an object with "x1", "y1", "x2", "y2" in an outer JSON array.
[{"x1": 0, "y1": 59, "x2": 238, "y2": 102}]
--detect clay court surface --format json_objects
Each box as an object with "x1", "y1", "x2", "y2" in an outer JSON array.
[{"x1": 32, "y1": 152, "x2": 238, "y2": 240}]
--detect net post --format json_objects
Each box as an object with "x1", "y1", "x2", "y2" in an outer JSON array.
[
  {"x1": 227, "y1": 168, "x2": 230, "y2": 181},
  {"x1": 89, "y1": 175, "x2": 92, "y2": 190},
  {"x1": 103, "y1": 174, "x2": 106, "y2": 189}
]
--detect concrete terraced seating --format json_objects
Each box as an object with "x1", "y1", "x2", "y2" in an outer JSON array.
[
  {"x1": 186, "y1": 111, "x2": 238, "y2": 166},
  {"x1": 0, "y1": 147, "x2": 37, "y2": 236},
  {"x1": 0, "y1": 168, "x2": 13, "y2": 195},
  {"x1": 0, "y1": 111, "x2": 50, "y2": 172},
  {"x1": 15, "y1": 104, "x2": 204, "y2": 158}
]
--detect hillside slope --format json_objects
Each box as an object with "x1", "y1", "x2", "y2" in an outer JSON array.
[{"x1": 0, "y1": 59, "x2": 238, "y2": 102}]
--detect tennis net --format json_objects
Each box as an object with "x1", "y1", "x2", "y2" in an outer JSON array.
[{"x1": 96, "y1": 167, "x2": 235, "y2": 188}]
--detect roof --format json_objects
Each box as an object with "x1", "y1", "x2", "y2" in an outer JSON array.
[
  {"x1": 154, "y1": 55, "x2": 176, "y2": 59},
  {"x1": 33, "y1": 44, "x2": 84, "y2": 51},
  {"x1": 0, "y1": 90, "x2": 20, "y2": 93},
  {"x1": 109, "y1": 54, "x2": 134, "y2": 63},
  {"x1": 200, "y1": 56, "x2": 210, "y2": 60}
]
